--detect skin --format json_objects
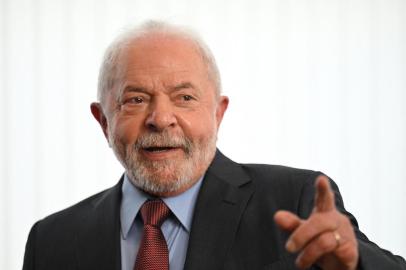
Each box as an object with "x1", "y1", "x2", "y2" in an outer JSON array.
[
  {"x1": 90, "y1": 33, "x2": 228, "y2": 197},
  {"x1": 274, "y1": 176, "x2": 359, "y2": 270},
  {"x1": 91, "y1": 30, "x2": 358, "y2": 268}
]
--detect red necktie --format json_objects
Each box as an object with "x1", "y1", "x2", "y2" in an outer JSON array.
[{"x1": 134, "y1": 200, "x2": 171, "y2": 270}]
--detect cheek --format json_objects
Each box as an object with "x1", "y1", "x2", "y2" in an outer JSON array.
[
  {"x1": 109, "y1": 116, "x2": 144, "y2": 144},
  {"x1": 178, "y1": 109, "x2": 217, "y2": 138}
]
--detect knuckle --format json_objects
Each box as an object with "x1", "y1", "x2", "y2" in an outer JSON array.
[
  {"x1": 310, "y1": 213, "x2": 322, "y2": 223},
  {"x1": 290, "y1": 224, "x2": 315, "y2": 247},
  {"x1": 342, "y1": 215, "x2": 352, "y2": 226},
  {"x1": 300, "y1": 233, "x2": 336, "y2": 264},
  {"x1": 317, "y1": 233, "x2": 336, "y2": 251}
]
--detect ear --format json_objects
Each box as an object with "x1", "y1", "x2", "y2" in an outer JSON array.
[
  {"x1": 215, "y1": 95, "x2": 229, "y2": 128},
  {"x1": 90, "y1": 102, "x2": 109, "y2": 140}
]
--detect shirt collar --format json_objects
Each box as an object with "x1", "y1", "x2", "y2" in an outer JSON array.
[{"x1": 120, "y1": 173, "x2": 204, "y2": 239}]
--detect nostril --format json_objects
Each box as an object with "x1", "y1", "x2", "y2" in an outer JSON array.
[
  {"x1": 146, "y1": 122, "x2": 158, "y2": 131},
  {"x1": 145, "y1": 111, "x2": 177, "y2": 131}
]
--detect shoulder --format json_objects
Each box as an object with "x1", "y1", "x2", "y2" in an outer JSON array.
[
  {"x1": 240, "y1": 162, "x2": 321, "y2": 193},
  {"x1": 236, "y1": 163, "x2": 325, "y2": 217},
  {"x1": 211, "y1": 150, "x2": 322, "y2": 189},
  {"x1": 23, "y1": 180, "x2": 123, "y2": 269},
  {"x1": 210, "y1": 151, "x2": 325, "y2": 214},
  {"x1": 33, "y1": 179, "x2": 122, "y2": 234},
  {"x1": 241, "y1": 163, "x2": 319, "y2": 182}
]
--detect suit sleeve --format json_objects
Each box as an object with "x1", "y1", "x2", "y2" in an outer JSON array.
[
  {"x1": 298, "y1": 172, "x2": 406, "y2": 270},
  {"x1": 23, "y1": 222, "x2": 39, "y2": 270},
  {"x1": 357, "y1": 236, "x2": 406, "y2": 269}
]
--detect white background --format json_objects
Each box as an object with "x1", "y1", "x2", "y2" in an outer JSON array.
[{"x1": 1, "y1": 0, "x2": 405, "y2": 269}]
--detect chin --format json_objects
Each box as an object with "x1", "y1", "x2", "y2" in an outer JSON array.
[
  {"x1": 118, "y1": 132, "x2": 218, "y2": 196},
  {"x1": 128, "y1": 171, "x2": 195, "y2": 197}
]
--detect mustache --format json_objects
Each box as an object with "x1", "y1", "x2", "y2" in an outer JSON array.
[{"x1": 133, "y1": 131, "x2": 193, "y2": 153}]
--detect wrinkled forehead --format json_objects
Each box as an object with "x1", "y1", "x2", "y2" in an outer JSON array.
[
  {"x1": 119, "y1": 33, "x2": 207, "y2": 74},
  {"x1": 100, "y1": 33, "x2": 218, "y2": 113}
]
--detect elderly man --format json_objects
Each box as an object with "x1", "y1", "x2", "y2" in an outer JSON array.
[{"x1": 23, "y1": 21, "x2": 405, "y2": 270}]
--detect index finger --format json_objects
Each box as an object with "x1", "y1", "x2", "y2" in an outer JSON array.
[{"x1": 314, "y1": 175, "x2": 335, "y2": 212}]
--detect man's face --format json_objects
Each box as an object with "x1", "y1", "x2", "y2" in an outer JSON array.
[{"x1": 92, "y1": 34, "x2": 228, "y2": 197}]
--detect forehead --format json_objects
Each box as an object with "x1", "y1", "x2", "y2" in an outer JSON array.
[{"x1": 120, "y1": 34, "x2": 207, "y2": 80}]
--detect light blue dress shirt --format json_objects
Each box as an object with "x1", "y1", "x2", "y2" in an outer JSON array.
[{"x1": 120, "y1": 174, "x2": 204, "y2": 270}]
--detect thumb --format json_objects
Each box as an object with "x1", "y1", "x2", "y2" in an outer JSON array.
[{"x1": 274, "y1": 210, "x2": 302, "y2": 232}]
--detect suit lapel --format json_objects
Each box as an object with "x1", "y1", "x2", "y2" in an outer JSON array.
[
  {"x1": 73, "y1": 151, "x2": 251, "y2": 270},
  {"x1": 76, "y1": 178, "x2": 123, "y2": 270},
  {"x1": 184, "y1": 150, "x2": 254, "y2": 270}
]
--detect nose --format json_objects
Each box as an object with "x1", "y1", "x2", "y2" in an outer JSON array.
[{"x1": 145, "y1": 98, "x2": 177, "y2": 132}]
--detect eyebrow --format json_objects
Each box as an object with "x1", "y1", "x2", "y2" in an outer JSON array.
[
  {"x1": 172, "y1": 82, "x2": 195, "y2": 91},
  {"x1": 119, "y1": 81, "x2": 199, "y2": 98},
  {"x1": 122, "y1": 86, "x2": 149, "y2": 94}
]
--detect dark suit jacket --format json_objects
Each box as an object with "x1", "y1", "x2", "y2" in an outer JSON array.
[{"x1": 23, "y1": 150, "x2": 406, "y2": 270}]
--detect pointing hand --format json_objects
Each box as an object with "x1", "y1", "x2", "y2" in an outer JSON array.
[{"x1": 274, "y1": 176, "x2": 359, "y2": 270}]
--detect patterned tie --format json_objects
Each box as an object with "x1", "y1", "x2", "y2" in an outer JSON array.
[{"x1": 134, "y1": 200, "x2": 171, "y2": 270}]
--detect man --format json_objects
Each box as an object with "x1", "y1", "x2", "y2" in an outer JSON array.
[{"x1": 23, "y1": 21, "x2": 406, "y2": 270}]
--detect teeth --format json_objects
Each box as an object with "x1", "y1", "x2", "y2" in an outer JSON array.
[{"x1": 152, "y1": 148, "x2": 166, "y2": 152}]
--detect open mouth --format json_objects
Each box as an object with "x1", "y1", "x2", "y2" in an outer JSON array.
[{"x1": 144, "y1": 146, "x2": 178, "y2": 152}]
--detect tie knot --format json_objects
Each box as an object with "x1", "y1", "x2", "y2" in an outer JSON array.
[{"x1": 140, "y1": 200, "x2": 171, "y2": 227}]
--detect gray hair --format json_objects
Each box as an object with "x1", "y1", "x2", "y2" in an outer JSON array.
[{"x1": 97, "y1": 20, "x2": 222, "y2": 105}]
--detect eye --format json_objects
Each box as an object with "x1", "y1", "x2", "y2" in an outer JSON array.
[
  {"x1": 182, "y1": 95, "x2": 194, "y2": 101},
  {"x1": 126, "y1": 96, "x2": 144, "y2": 104}
]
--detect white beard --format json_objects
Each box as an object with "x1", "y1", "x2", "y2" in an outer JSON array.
[{"x1": 109, "y1": 129, "x2": 217, "y2": 195}]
